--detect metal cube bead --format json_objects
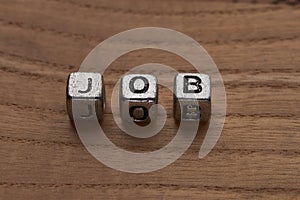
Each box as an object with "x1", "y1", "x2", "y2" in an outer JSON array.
[
  {"x1": 66, "y1": 72, "x2": 105, "y2": 121},
  {"x1": 120, "y1": 74, "x2": 158, "y2": 123},
  {"x1": 173, "y1": 73, "x2": 211, "y2": 122}
]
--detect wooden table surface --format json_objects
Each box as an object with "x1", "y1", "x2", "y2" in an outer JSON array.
[{"x1": 0, "y1": 0, "x2": 299, "y2": 199}]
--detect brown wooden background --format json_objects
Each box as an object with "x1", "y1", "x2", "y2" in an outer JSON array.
[{"x1": 0, "y1": 0, "x2": 299, "y2": 199}]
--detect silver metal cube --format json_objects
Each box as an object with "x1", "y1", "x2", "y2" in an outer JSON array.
[
  {"x1": 120, "y1": 74, "x2": 158, "y2": 123},
  {"x1": 173, "y1": 73, "x2": 211, "y2": 122},
  {"x1": 66, "y1": 72, "x2": 105, "y2": 121}
]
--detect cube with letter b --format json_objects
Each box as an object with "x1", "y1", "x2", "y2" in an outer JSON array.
[
  {"x1": 173, "y1": 73, "x2": 211, "y2": 122},
  {"x1": 120, "y1": 74, "x2": 158, "y2": 123}
]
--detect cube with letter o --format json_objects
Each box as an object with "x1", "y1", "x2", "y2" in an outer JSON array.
[{"x1": 120, "y1": 74, "x2": 158, "y2": 123}]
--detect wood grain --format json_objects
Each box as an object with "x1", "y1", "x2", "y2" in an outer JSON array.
[{"x1": 0, "y1": 0, "x2": 299, "y2": 199}]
